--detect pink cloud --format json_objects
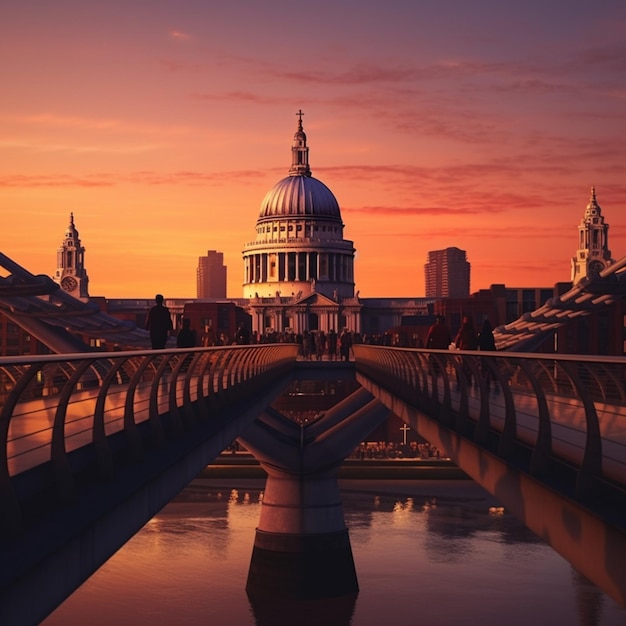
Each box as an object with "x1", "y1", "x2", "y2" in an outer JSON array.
[
  {"x1": 169, "y1": 30, "x2": 192, "y2": 41},
  {"x1": 0, "y1": 174, "x2": 113, "y2": 188}
]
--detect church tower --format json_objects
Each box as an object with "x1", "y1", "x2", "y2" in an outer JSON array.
[
  {"x1": 571, "y1": 187, "x2": 613, "y2": 284},
  {"x1": 54, "y1": 213, "x2": 89, "y2": 300}
]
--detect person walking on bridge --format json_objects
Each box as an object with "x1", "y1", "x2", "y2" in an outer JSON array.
[
  {"x1": 426, "y1": 315, "x2": 451, "y2": 350},
  {"x1": 454, "y1": 315, "x2": 478, "y2": 386},
  {"x1": 339, "y1": 329, "x2": 352, "y2": 361},
  {"x1": 145, "y1": 294, "x2": 173, "y2": 349},
  {"x1": 425, "y1": 315, "x2": 451, "y2": 375}
]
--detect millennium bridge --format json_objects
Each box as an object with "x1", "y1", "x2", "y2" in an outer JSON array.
[{"x1": 0, "y1": 345, "x2": 625, "y2": 624}]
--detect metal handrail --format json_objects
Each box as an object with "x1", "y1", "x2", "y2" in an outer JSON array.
[
  {"x1": 0, "y1": 344, "x2": 298, "y2": 533},
  {"x1": 353, "y1": 345, "x2": 626, "y2": 500}
]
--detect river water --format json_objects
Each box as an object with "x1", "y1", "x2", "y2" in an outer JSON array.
[{"x1": 43, "y1": 478, "x2": 625, "y2": 626}]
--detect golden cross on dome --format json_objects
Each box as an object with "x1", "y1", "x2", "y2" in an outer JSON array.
[{"x1": 296, "y1": 109, "x2": 304, "y2": 122}]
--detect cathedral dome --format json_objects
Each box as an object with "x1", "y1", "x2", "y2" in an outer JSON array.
[
  {"x1": 258, "y1": 175, "x2": 341, "y2": 219},
  {"x1": 256, "y1": 110, "x2": 342, "y2": 222},
  {"x1": 242, "y1": 112, "x2": 355, "y2": 304}
]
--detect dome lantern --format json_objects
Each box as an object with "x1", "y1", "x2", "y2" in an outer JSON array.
[{"x1": 288, "y1": 109, "x2": 311, "y2": 177}]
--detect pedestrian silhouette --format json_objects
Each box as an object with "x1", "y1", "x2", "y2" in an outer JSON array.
[
  {"x1": 478, "y1": 319, "x2": 496, "y2": 351},
  {"x1": 455, "y1": 316, "x2": 477, "y2": 350},
  {"x1": 145, "y1": 294, "x2": 173, "y2": 349},
  {"x1": 425, "y1": 315, "x2": 451, "y2": 375},
  {"x1": 454, "y1": 315, "x2": 478, "y2": 385},
  {"x1": 176, "y1": 317, "x2": 197, "y2": 348},
  {"x1": 478, "y1": 318, "x2": 497, "y2": 388},
  {"x1": 235, "y1": 323, "x2": 250, "y2": 345},
  {"x1": 426, "y1": 315, "x2": 451, "y2": 349}
]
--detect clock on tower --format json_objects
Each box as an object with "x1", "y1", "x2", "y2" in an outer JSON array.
[
  {"x1": 54, "y1": 213, "x2": 90, "y2": 300},
  {"x1": 61, "y1": 276, "x2": 78, "y2": 292}
]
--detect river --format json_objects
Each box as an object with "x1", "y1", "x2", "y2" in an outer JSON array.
[{"x1": 43, "y1": 478, "x2": 625, "y2": 626}]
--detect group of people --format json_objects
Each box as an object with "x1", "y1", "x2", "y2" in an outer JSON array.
[
  {"x1": 146, "y1": 295, "x2": 497, "y2": 366},
  {"x1": 424, "y1": 313, "x2": 498, "y2": 385},
  {"x1": 300, "y1": 329, "x2": 354, "y2": 361},
  {"x1": 425, "y1": 314, "x2": 496, "y2": 352},
  {"x1": 144, "y1": 295, "x2": 252, "y2": 350},
  {"x1": 145, "y1": 294, "x2": 358, "y2": 360},
  {"x1": 350, "y1": 440, "x2": 446, "y2": 460}
]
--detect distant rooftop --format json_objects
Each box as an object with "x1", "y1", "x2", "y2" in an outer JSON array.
[
  {"x1": 2, "y1": 248, "x2": 625, "y2": 355},
  {"x1": 0, "y1": 252, "x2": 153, "y2": 353},
  {"x1": 493, "y1": 254, "x2": 626, "y2": 351}
]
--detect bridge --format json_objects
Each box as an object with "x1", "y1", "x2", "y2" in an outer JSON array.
[{"x1": 1, "y1": 345, "x2": 625, "y2": 624}]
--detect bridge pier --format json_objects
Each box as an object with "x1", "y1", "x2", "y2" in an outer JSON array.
[
  {"x1": 240, "y1": 388, "x2": 391, "y2": 600},
  {"x1": 247, "y1": 476, "x2": 358, "y2": 599}
]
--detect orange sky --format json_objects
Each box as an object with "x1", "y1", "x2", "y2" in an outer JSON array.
[{"x1": 2, "y1": 1, "x2": 626, "y2": 299}]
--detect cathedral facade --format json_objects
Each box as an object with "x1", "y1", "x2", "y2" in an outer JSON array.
[{"x1": 241, "y1": 113, "x2": 361, "y2": 336}]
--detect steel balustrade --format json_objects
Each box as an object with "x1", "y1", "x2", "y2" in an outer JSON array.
[
  {"x1": 1, "y1": 343, "x2": 626, "y2": 616},
  {"x1": 0, "y1": 344, "x2": 298, "y2": 533},
  {"x1": 353, "y1": 345, "x2": 626, "y2": 501},
  {"x1": 2, "y1": 345, "x2": 624, "y2": 506},
  {"x1": 2, "y1": 343, "x2": 625, "y2": 533}
]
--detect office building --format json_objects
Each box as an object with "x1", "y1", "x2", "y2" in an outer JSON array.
[
  {"x1": 197, "y1": 250, "x2": 227, "y2": 299},
  {"x1": 424, "y1": 247, "x2": 470, "y2": 298}
]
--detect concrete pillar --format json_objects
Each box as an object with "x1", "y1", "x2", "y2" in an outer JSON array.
[
  {"x1": 246, "y1": 473, "x2": 358, "y2": 600},
  {"x1": 239, "y1": 390, "x2": 390, "y2": 600}
]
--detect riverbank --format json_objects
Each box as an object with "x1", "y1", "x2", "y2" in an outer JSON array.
[{"x1": 198, "y1": 454, "x2": 470, "y2": 480}]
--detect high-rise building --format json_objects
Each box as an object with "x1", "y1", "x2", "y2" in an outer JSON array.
[
  {"x1": 571, "y1": 186, "x2": 614, "y2": 284},
  {"x1": 197, "y1": 250, "x2": 227, "y2": 299},
  {"x1": 53, "y1": 213, "x2": 89, "y2": 301},
  {"x1": 424, "y1": 247, "x2": 470, "y2": 298}
]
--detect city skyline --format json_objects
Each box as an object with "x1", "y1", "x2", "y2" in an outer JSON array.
[{"x1": 2, "y1": 1, "x2": 626, "y2": 299}]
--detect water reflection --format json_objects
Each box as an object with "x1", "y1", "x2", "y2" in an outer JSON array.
[
  {"x1": 249, "y1": 594, "x2": 357, "y2": 626},
  {"x1": 43, "y1": 480, "x2": 625, "y2": 626}
]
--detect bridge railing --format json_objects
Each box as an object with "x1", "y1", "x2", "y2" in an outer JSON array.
[
  {"x1": 0, "y1": 344, "x2": 298, "y2": 532},
  {"x1": 353, "y1": 345, "x2": 626, "y2": 500}
]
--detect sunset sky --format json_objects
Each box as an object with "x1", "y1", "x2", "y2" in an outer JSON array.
[{"x1": 2, "y1": 1, "x2": 625, "y2": 298}]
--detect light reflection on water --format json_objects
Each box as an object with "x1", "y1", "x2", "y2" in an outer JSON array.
[{"x1": 43, "y1": 480, "x2": 625, "y2": 626}]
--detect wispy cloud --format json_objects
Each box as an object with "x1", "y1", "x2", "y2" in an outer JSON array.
[
  {"x1": 11, "y1": 113, "x2": 121, "y2": 130},
  {"x1": 1, "y1": 113, "x2": 193, "y2": 137},
  {"x1": 0, "y1": 169, "x2": 270, "y2": 188},
  {"x1": 190, "y1": 91, "x2": 285, "y2": 105},
  {"x1": 169, "y1": 30, "x2": 192, "y2": 41},
  {"x1": 0, "y1": 140, "x2": 166, "y2": 155},
  {"x1": 0, "y1": 174, "x2": 113, "y2": 188},
  {"x1": 127, "y1": 169, "x2": 267, "y2": 186},
  {"x1": 574, "y1": 43, "x2": 626, "y2": 72},
  {"x1": 159, "y1": 59, "x2": 204, "y2": 72},
  {"x1": 343, "y1": 205, "x2": 505, "y2": 217},
  {"x1": 356, "y1": 224, "x2": 574, "y2": 241}
]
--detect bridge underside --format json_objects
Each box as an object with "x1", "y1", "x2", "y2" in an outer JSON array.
[
  {"x1": 3, "y1": 356, "x2": 625, "y2": 621},
  {"x1": 356, "y1": 371, "x2": 626, "y2": 608},
  {"x1": 0, "y1": 373, "x2": 293, "y2": 626},
  {"x1": 1, "y1": 361, "x2": 381, "y2": 623},
  {"x1": 240, "y1": 384, "x2": 391, "y2": 599}
]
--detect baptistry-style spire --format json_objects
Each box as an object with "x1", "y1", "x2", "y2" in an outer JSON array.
[
  {"x1": 585, "y1": 185, "x2": 600, "y2": 217},
  {"x1": 571, "y1": 186, "x2": 613, "y2": 283},
  {"x1": 55, "y1": 212, "x2": 89, "y2": 299},
  {"x1": 288, "y1": 109, "x2": 311, "y2": 177}
]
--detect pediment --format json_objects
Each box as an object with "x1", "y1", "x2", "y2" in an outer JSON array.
[{"x1": 293, "y1": 291, "x2": 339, "y2": 307}]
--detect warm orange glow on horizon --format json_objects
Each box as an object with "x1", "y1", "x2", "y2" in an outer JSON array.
[{"x1": 2, "y1": 3, "x2": 625, "y2": 299}]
